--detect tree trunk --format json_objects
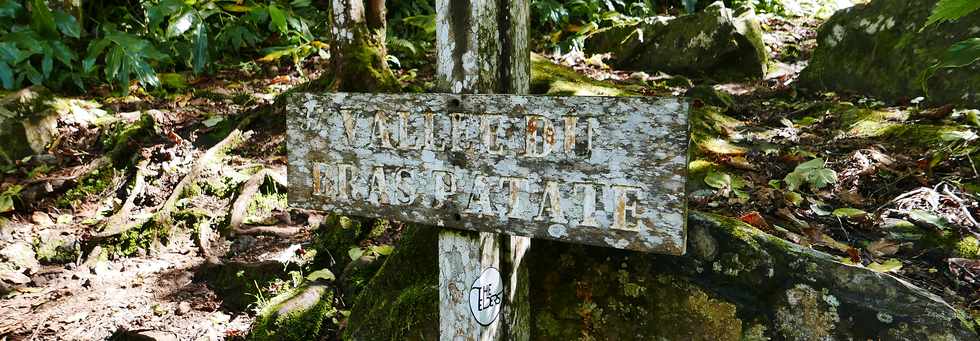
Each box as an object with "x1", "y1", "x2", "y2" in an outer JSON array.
[
  {"x1": 435, "y1": 0, "x2": 531, "y2": 340},
  {"x1": 330, "y1": 0, "x2": 399, "y2": 92}
]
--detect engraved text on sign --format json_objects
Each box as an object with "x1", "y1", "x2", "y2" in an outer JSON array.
[{"x1": 286, "y1": 93, "x2": 689, "y2": 254}]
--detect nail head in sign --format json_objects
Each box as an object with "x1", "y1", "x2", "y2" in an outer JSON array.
[{"x1": 468, "y1": 267, "x2": 503, "y2": 326}]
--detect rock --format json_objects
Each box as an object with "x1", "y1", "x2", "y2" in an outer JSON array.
[
  {"x1": 773, "y1": 284, "x2": 840, "y2": 340},
  {"x1": 530, "y1": 54, "x2": 644, "y2": 96},
  {"x1": 529, "y1": 245, "x2": 743, "y2": 340},
  {"x1": 0, "y1": 261, "x2": 31, "y2": 293},
  {"x1": 0, "y1": 242, "x2": 40, "y2": 273},
  {"x1": 686, "y1": 84, "x2": 736, "y2": 109},
  {"x1": 0, "y1": 86, "x2": 57, "y2": 165},
  {"x1": 250, "y1": 282, "x2": 336, "y2": 341},
  {"x1": 586, "y1": 1, "x2": 767, "y2": 81},
  {"x1": 176, "y1": 301, "x2": 192, "y2": 316},
  {"x1": 31, "y1": 211, "x2": 54, "y2": 227},
  {"x1": 107, "y1": 329, "x2": 179, "y2": 341},
  {"x1": 343, "y1": 212, "x2": 978, "y2": 339},
  {"x1": 195, "y1": 260, "x2": 291, "y2": 310},
  {"x1": 34, "y1": 229, "x2": 80, "y2": 264},
  {"x1": 799, "y1": 0, "x2": 980, "y2": 106}
]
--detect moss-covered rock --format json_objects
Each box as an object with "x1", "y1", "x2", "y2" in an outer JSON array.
[
  {"x1": 341, "y1": 212, "x2": 978, "y2": 339},
  {"x1": 0, "y1": 86, "x2": 57, "y2": 165},
  {"x1": 530, "y1": 54, "x2": 641, "y2": 96},
  {"x1": 195, "y1": 260, "x2": 292, "y2": 311},
  {"x1": 249, "y1": 281, "x2": 337, "y2": 341},
  {"x1": 529, "y1": 244, "x2": 743, "y2": 341},
  {"x1": 343, "y1": 225, "x2": 438, "y2": 341},
  {"x1": 773, "y1": 284, "x2": 840, "y2": 340},
  {"x1": 586, "y1": 1, "x2": 768, "y2": 81},
  {"x1": 799, "y1": 0, "x2": 980, "y2": 106},
  {"x1": 33, "y1": 230, "x2": 80, "y2": 264}
]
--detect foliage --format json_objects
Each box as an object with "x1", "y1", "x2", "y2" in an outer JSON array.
[
  {"x1": 0, "y1": 184, "x2": 21, "y2": 213},
  {"x1": 386, "y1": 0, "x2": 436, "y2": 69},
  {"x1": 919, "y1": 0, "x2": 980, "y2": 90},
  {"x1": 783, "y1": 158, "x2": 838, "y2": 192},
  {"x1": 0, "y1": 0, "x2": 329, "y2": 94},
  {"x1": 531, "y1": 0, "x2": 658, "y2": 51},
  {"x1": 0, "y1": 0, "x2": 82, "y2": 90},
  {"x1": 924, "y1": 0, "x2": 980, "y2": 28},
  {"x1": 704, "y1": 170, "x2": 749, "y2": 199}
]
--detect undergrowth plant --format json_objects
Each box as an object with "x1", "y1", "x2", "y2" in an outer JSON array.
[{"x1": 0, "y1": 0, "x2": 329, "y2": 94}]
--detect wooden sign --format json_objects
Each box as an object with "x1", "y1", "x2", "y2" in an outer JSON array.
[{"x1": 286, "y1": 92, "x2": 689, "y2": 254}]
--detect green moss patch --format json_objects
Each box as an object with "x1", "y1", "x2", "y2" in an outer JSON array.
[{"x1": 250, "y1": 283, "x2": 337, "y2": 341}]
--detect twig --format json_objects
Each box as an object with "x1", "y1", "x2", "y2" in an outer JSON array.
[{"x1": 940, "y1": 184, "x2": 979, "y2": 229}]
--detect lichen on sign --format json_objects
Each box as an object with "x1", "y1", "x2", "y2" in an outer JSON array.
[{"x1": 287, "y1": 92, "x2": 689, "y2": 254}]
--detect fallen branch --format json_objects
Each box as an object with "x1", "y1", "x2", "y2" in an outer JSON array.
[{"x1": 233, "y1": 223, "x2": 302, "y2": 237}]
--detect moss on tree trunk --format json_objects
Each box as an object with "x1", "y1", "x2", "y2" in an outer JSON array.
[{"x1": 330, "y1": 0, "x2": 399, "y2": 92}]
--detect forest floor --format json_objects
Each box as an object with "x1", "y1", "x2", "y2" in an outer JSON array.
[{"x1": 1, "y1": 12, "x2": 978, "y2": 341}]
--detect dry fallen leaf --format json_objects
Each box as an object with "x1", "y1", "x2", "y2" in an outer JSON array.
[
  {"x1": 867, "y1": 239, "x2": 900, "y2": 257},
  {"x1": 739, "y1": 211, "x2": 770, "y2": 229}
]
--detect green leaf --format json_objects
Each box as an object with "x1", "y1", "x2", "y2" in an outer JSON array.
[
  {"x1": 192, "y1": 23, "x2": 208, "y2": 74},
  {"x1": 131, "y1": 56, "x2": 160, "y2": 88},
  {"x1": 0, "y1": 61, "x2": 12, "y2": 89},
  {"x1": 167, "y1": 11, "x2": 197, "y2": 38},
  {"x1": 784, "y1": 171, "x2": 805, "y2": 192},
  {"x1": 52, "y1": 10, "x2": 80, "y2": 38},
  {"x1": 937, "y1": 38, "x2": 980, "y2": 69},
  {"x1": 306, "y1": 268, "x2": 335, "y2": 282},
  {"x1": 832, "y1": 208, "x2": 867, "y2": 218},
  {"x1": 768, "y1": 179, "x2": 781, "y2": 189},
  {"x1": 29, "y1": 0, "x2": 58, "y2": 38},
  {"x1": 50, "y1": 41, "x2": 75, "y2": 66},
  {"x1": 908, "y1": 210, "x2": 949, "y2": 230},
  {"x1": 371, "y1": 244, "x2": 394, "y2": 256},
  {"x1": 21, "y1": 62, "x2": 42, "y2": 85},
  {"x1": 0, "y1": 185, "x2": 22, "y2": 213},
  {"x1": 807, "y1": 168, "x2": 838, "y2": 189},
  {"x1": 268, "y1": 5, "x2": 287, "y2": 33},
  {"x1": 867, "y1": 258, "x2": 903, "y2": 273},
  {"x1": 924, "y1": 0, "x2": 980, "y2": 28},
  {"x1": 41, "y1": 53, "x2": 52, "y2": 79},
  {"x1": 348, "y1": 246, "x2": 365, "y2": 260},
  {"x1": 402, "y1": 15, "x2": 436, "y2": 35},
  {"x1": 703, "y1": 170, "x2": 731, "y2": 189},
  {"x1": 785, "y1": 191, "x2": 803, "y2": 206},
  {"x1": 795, "y1": 158, "x2": 826, "y2": 171},
  {"x1": 0, "y1": 0, "x2": 23, "y2": 18},
  {"x1": 0, "y1": 194, "x2": 13, "y2": 213}
]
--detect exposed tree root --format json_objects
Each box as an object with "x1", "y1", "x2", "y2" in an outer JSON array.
[
  {"x1": 90, "y1": 161, "x2": 148, "y2": 239},
  {"x1": 227, "y1": 166, "x2": 296, "y2": 237},
  {"x1": 91, "y1": 113, "x2": 256, "y2": 240}
]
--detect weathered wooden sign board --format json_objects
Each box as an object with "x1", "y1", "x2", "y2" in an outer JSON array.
[{"x1": 286, "y1": 92, "x2": 689, "y2": 254}]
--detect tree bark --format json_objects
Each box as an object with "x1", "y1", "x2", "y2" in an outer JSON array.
[
  {"x1": 435, "y1": 0, "x2": 530, "y2": 340},
  {"x1": 330, "y1": 0, "x2": 399, "y2": 92}
]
